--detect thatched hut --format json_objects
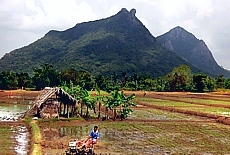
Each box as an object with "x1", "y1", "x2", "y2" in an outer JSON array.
[{"x1": 24, "y1": 87, "x2": 78, "y2": 118}]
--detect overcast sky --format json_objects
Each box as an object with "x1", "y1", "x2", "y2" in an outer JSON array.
[{"x1": 1, "y1": 0, "x2": 230, "y2": 70}]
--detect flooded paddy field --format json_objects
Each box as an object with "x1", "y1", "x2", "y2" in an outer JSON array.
[
  {"x1": 0, "y1": 122, "x2": 30, "y2": 155},
  {"x1": 1, "y1": 90, "x2": 230, "y2": 154},
  {"x1": 39, "y1": 119, "x2": 230, "y2": 155},
  {"x1": 0, "y1": 90, "x2": 39, "y2": 155}
]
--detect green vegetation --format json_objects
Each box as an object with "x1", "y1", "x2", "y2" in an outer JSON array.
[
  {"x1": 61, "y1": 82, "x2": 136, "y2": 120},
  {"x1": 25, "y1": 117, "x2": 42, "y2": 155},
  {"x1": 1, "y1": 64, "x2": 230, "y2": 93},
  {"x1": 0, "y1": 126, "x2": 12, "y2": 155},
  {"x1": 0, "y1": 8, "x2": 201, "y2": 78},
  {"x1": 136, "y1": 97, "x2": 230, "y2": 116},
  {"x1": 39, "y1": 120, "x2": 230, "y2": 154}
]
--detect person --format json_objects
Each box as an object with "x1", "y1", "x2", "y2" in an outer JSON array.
[
  {"x1": 144, "y1": 90, "x2": 146, "y2": 97},
  {"x1": 82, "y1": 126, "x2": 100, "y2": 148}
]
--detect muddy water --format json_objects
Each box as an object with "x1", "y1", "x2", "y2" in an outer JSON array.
[
  {"x1": 0, "y1": 102, "x2": 30, "y2": 121},
  {"x1": 43, "y1": 126, "x2": 109, "y2": 155},
  {"x1": 59, "y1": 126, "x2": 111, "y2": 141},
  {"x1": 11, "y1": 125, "x2": 30, "y2": 155},
  {"x1": 0, "y1": 102, "x2": 31, "y2": 154}
]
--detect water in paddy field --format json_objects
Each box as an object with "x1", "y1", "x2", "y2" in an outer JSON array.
[
  {"x1": 12, "y1": 125, "x2": 30, "y2": 155},
  {"x1": 0, "y1": 100, "x2": 32, "y2": 154},
  {"x1": 0, "y1": 102, "x2": 30, "y2": 121}
]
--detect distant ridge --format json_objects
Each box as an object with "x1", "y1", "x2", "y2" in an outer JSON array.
[
  {"x1": 0, "y1": 9, "x2": 202, "y2": 77},
  {"x1": 156, "y1": 26, "x2": 230, "y2": 78}
]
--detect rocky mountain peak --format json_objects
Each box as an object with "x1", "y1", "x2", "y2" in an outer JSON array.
[
  {"x1": 156, "y1": 26, "x2": 230, "y2": 77},
  {"x1": 167, "y1": 26, "x2": 196, "y2": 40},
  {"x1": 130, "y1": 8, "x2": 136, "y2": 17}
]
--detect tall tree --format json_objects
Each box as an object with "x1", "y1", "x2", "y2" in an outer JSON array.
[
  {"x1": 215, "y1": 75, "x2": 225, "y2": 89},
  {"x1": 0, "y1": 71, "x2": 18, "y2": 90},
  {"x1": 165, "y1": 65, "x2": 192, "y2": 91},
  {"x1": 224, "y1": 78, "x2": 230, "y2": 89},
  {"x1": 17, "y1": 72, "x2": 32, "y2": 89},
  {"x1": 32, "y1": 64, "x2": 60, "y2": 90},
  {"x1": 193, "y1": 74, "x2": 207, "y2": 92}
]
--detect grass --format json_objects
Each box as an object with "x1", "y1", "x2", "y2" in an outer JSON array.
[
  {"x1": 25, "y1": 117, "x2": 42, "y2": 155},
  {"x1": 38, "y1": 120, "x2": 230, "y2": 154},
  {"x1": 0, "y1": 126, "x2": 11, "y2": 154},
  {"x1": 130, "y1": 108, "x2": 200, "y2": 120},
  {"x1": 3, "y1": 90, "x2": 230, "y2": 154},
  {"x1": 0, "y1": 126, "x2": 13, "y2": 155},
  {"x1": 135, "y1": 97, "x2": 230, "y2": 116}
]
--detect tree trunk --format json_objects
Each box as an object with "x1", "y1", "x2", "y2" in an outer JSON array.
[
  {"x1": 105, "y1": 107, "x2": 108, "y2": 120},
  {"x1": 120, "y1": 105, "x2": 122, "y2": 120},
  {"x1": 98, "y1": 102, "x2": 101, "y2": 119},
  {"x1": 113, "y1": 108, "x2": 116, "y2": 121},
  {"x1": 80, "y1": 102, "x2": 83, "y2": 117},
  {"x1": 86, "y1": 107, "x2": 89, "y2": 120}
]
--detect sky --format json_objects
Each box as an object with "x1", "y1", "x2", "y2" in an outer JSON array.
[{"x1": 1, "y1": 0, "x2": 230, "y2": 70}]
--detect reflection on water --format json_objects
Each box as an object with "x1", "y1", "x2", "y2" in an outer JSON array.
[
  {"x1": 59, "y1": 126, "x2": 90, "y2": 139},
  {"x1": 6, "y1": 125, "x2": 30, "y2": 155},
  {"x1": 0, "y1": 103, "x2": 30, "y2": 121},
  {"x1": 0, "y1": 101, "x2": 31, "y2": 154},
  {"x1": 14, "y1": 126, "x2": 30, "y2": 155},
  {"x1": 59, "y1": 126, "x2": 115, "y2": 142}
]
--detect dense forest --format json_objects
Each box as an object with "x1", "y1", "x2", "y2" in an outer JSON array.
[{"x1": 0, "y1": 64, "x2": 228, "y2": 93}]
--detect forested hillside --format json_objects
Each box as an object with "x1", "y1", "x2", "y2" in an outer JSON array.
[{"x1": 0, "y1": 8, "x2": 201, "y2": 78}]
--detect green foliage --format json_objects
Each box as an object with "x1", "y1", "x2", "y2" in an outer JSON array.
[
  {"x1": 215, "y1": 75, "x2": 225, "y2": 89},
  {"x1": 61, "y1": 82, "x2": 98, "y2": 119},
  {"x1": 164, "y1": 65, "x2": 193, "y2": 91},
  {"x1": 17, "y1": 72, "x2": 32, "y2": 89},
  {"x1": 224, "y1": 78, "x2": 230, "y2": 89},
  {"x1": 32, "y1": 64, "x2": 61, "y2": 90},
  {"x1": 0, "y1": 9, "x2": 202, "y2": 79},
  {"x1": 103, "y1": 90, "x2": 136, "y2": 119},
  {"x1": 0, "y1": 63, "x2": 228, "y2": 92},
  {"x1": 60, "y1": 69, "x2": 94, "y2": 90},
  {"x1": 0, "y1": 71, "x2": 18, "y2": 89},
  {"x1": 193, "y1": 74, "x2": 207, "y2": 92}
]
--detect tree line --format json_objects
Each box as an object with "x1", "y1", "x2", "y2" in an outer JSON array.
[{"x1": 0, "y1": 64, "x2": 229, "y2": 92}]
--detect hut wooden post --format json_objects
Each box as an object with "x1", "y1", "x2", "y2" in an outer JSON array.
[
  {"x1": 63, "y1": 103, "x2": 66, "y2": 115},
  {"x1": 67, "y1": 104, "x2": 69, "y2": 118},
  {"x1": 59, "y1": 102, "x2": 62, "y2": 115},
  {"x1": 71, "y1": 104, "x2": 74, "y2": 116}
]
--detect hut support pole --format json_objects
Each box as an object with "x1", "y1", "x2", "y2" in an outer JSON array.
[
  {"x1": 67, "y1": 104, "x2": 69, "y2": 118},
  {"x1": 63, "y1": 104, "x2": 66, "y2": 116},
  {"x1": 59, "y1": 102, "x2": 62, "y2": 115}
]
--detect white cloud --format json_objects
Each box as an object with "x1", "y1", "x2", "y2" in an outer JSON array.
[{"x1": 108, "y1": 5, "x2": 120, "y2": 16}]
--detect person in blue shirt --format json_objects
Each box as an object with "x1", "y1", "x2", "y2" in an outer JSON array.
[
  {"x1": 89, "y1": 125, "x2": 100, "y2": 142},
  {"x1": 82, "y1": 125, "x2": 100, "y2": 148}
]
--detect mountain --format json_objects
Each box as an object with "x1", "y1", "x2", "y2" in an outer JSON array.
[
  {"x1": 156, "y1": 26, "x2": 230, "y2": 78},
  {"x1": 0, "y1": 9, "x2": 201, "y2": 78}
]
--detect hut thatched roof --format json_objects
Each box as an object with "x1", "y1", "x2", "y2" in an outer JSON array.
[{"x1": 24, "y1": 87, "x2": 78, "y2": 117}]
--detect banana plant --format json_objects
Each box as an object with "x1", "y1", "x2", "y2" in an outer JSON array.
[
  {"x1": 102, "y1": 90, "x2": 136, "y2": 120},
  {"x1": 80, "y1": 89, "x2": 97, "y2": 120},
  {"x1": 120, "y1": 91, "x2": 136, "y2": 119}
]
